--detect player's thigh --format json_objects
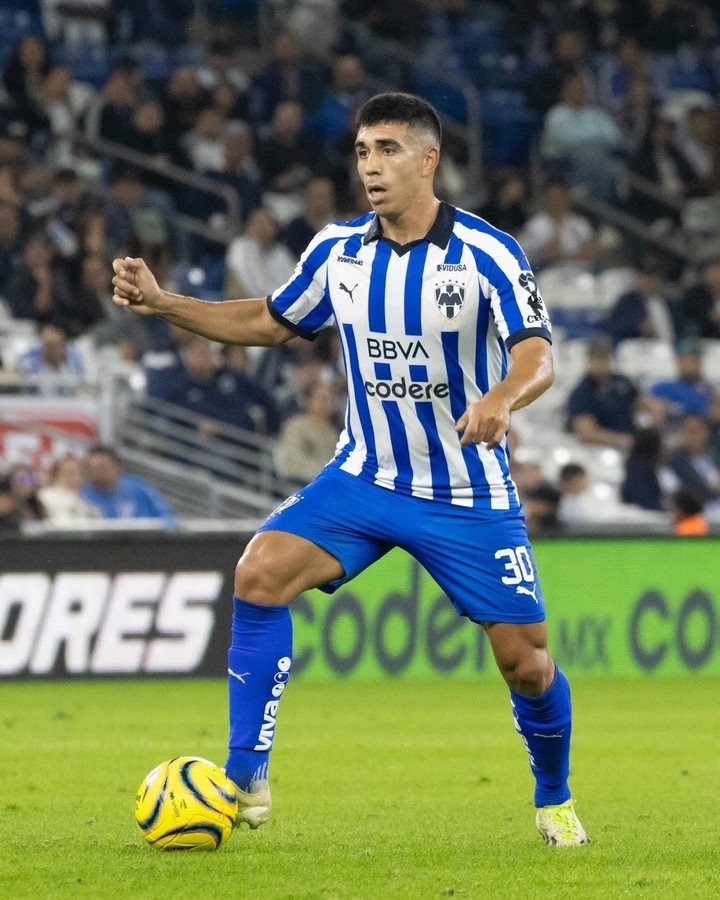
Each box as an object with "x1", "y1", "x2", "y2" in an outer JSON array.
[
  {"x1": 408, "y1": 508, "x2": 547, "y2": 625},
  {"x1": 236, "y1": 530, "x2": 344, "y2": 603},
  {"x1": 239, "y1": 469, "x2": 393, "y2": 603}
]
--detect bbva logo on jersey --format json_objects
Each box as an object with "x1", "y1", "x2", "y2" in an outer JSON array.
[{"x1": 435, "y1": 281, "x2": 465, "y2": 320}]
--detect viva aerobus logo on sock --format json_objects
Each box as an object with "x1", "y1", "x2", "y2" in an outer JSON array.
[{"x1": 254, "y1": 657, "x2": 291, "y2": 751}]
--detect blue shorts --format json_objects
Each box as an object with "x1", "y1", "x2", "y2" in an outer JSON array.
[{"x1": 257, "y1": 468, "x2": 545, "y2": 625}]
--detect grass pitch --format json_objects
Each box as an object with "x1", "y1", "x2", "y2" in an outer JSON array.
[{"x1": 1, "y1": 677, "x2": 719, "y2": 900}]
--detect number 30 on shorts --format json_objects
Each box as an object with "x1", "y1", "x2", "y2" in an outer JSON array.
[{"x1": 494, "y1": 546, "x2": 535, "y2": 584}]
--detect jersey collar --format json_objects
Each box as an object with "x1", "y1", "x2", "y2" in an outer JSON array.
[{"x1": 362, "y1": 200, "x2": 454, "y2": 252}]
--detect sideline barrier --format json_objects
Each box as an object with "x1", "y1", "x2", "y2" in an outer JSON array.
[{"x1": 0, "y1": 533, "x2": 718, "y2": 678}]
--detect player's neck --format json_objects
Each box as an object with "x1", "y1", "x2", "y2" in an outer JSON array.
[{"x1": 379, "y1": 196, "x2": 440, "y2": 246}]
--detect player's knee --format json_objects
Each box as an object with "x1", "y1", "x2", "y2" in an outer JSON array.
[
  {"x1": 234, "y1": 553, "x2": 294, "y2": 605},
  {"x1": 497, "y1": 647, "x2": 554, "y2": 695}
]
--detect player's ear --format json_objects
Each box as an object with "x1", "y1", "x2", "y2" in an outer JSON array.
[{"x1": 423, "y1": 146, "x2": 440, "y2": 177}]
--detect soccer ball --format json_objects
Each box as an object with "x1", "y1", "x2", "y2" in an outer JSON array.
[{"x1": 134, "y1": 756, "x2": 238, "y2": 851}]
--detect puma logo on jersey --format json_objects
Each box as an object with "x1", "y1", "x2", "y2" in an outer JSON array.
[{"x1": 339, "y1": 282, "x2": 358, "y2": 302}]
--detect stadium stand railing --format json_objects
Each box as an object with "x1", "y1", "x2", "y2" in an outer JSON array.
[
  {"x1": 114, "y1": 391, "x2": 290, "y2": 516},
  {"x1": 70, "y1": 130, "x2": 241, "y2": 245}
]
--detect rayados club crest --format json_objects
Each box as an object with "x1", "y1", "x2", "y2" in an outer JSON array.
[{"x1": 434, "y1": 281, "x2": 465, "y2": 320}]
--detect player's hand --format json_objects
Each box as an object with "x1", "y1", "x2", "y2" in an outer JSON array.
[
  {"x1": 455, "y1": 396, "x2": 511, "y2": 449},
  {"x1": 112, "y1": 257, "x2": 164, "y2": 315}
]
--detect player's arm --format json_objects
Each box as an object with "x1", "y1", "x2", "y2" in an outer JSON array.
[
  {"x1": 112, "y1": 257, "x2": 294, "y2": 347},
  {"x1": 455, "y1": 337, "x2": 554, "y2": 449}
]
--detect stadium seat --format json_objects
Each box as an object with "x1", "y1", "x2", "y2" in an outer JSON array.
[
  {"x1": 615, "y1": 338, "x2": 675, "y2": 386},
  {"x1": 594, "y1": 266, "x2": 636, "y2": 312},
  {"x1": 699, "y1": 339, "x2": 720, "y2": 385},
  {"x1": 538, "y1": 268, "x2": 599, "y2": 338}
]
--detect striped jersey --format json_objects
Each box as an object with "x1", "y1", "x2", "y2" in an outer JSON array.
[{"x1": 267, "y1": 202, "x2": 552, "y2": 509}]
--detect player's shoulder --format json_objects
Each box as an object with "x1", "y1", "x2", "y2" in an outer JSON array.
[
  {"x1": 452, "y1": 206, "x2": 525, "y2": 258},
  {"x1": 303, "y1": 213, "x2": 375, "y2": 255}
]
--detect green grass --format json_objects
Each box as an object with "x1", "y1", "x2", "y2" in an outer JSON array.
[{"x1": 1, "y1": 678, "x2": 719, "y2": 900}]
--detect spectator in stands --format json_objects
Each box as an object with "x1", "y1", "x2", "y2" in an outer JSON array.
[
  {"x1": 226, "y1": 207, "x2": 295, "y2": 298},
  {"x1": 41, "y1": 66, "x2": 95, "y2": 166},
  {"x1": 527, "y1": 28, "x2": 596, "y2": 113},
  {"x1": 566, "y1": 335, "x2": 638, "y2": 449},
  {"x1": 671, "y1": 487, "x2": 709, "y2": 536},
  {"x1": 38, "y1": 453, "x2": 102, "y2": 525},
  {"x1": 603, "y1": 255, "x2": 679, "y2": 345},
  {"x1": 541, "y1": 72, "x2": 623, "y2": 202},
  {"x1": 281, "y1": 177, "x2": 337, "y2": 260},
  {"x1": 85, "y1": 254, "x2": 151, "y2": 360},
  {"x1": 621, "y1": 426, "x2": 677, "y2": 511},
  {"x1": 680, "y1": 258, "x2": 720, "y2": 339},
  {"x1": 310, "y1": 55, "x2": 370, "y2": 157},
  {"x1": 557, "y1": 462, "x2": 593, "y2": 524},
  {"x1": 629, "y1": 111, "x2": 703, "y2": 222},
  {"x1": 16, "y1": 323, "x2": 85, "y2": 392},
  {"x1": 524, "y1": 482, "x2": 564, "y2": 537},
  {"x1": 618, "y1": 77, "x2": 658, "y2": 156},
  {"x1": 641, "y1": 0, "x2": 697, "y2": 52},
  {"x1": 4, "y1": 233, "x2": 79, "y2": 331},
  {"x1": 274, "y1": 381, "x2": 340, "y2": 486},
  {"x1": 477, "y1": 168, "x2": 528, "y2": 236},
  {"x1": 679, "y1": 103, "x2": 717, "y2": 190},
  {"x1": 124, "y1": 99, "x2": 177, "y2": 167},
  {"x1": 45, "y1": 168, "x2": 93, "y2": 281},
  {"x1": 257, "y1": 101, "x2": 328, "y2": 194},
  {"x1": 668, "y1": 413, "x2": 720, "y2": 506},
  {"x1": 0, "y1": 203, "x2": 23, "y2": 297},
  {"x1": 80, "y1": 445, "x2": 175, "y2": 521},
  {"x1": 162, "y1": 67, "x2": 210, "y2": 148},
  {"x1": 2, "y1": 36, "x2": 51, "y2": 126},
  {"x1": 597, "y1": 35, "x2": 660, "y2": 114},
  {"x1": 519, "y1": 179, "x2": 595, "y2": 270},
  {"x1": 9, "y1": 464, "x2": 46, "y2": 521},
  {"x1": 0, "y1": 476, "x2": 21, "y2": 532},
  {"x1": 148, "y1": 336, "x2": 280, "y2": 436},
  {"x1": 198, "y1": 40, "x2": 251, "y2": 97},
  {"x1": 248, "y1": 31, "x2": 324, "y2": 124},
  {"x1": 103, "y1": 167, "x2": 175, "y2": 258},
  {"x1": 210, "y1": 124, "x2": 264, "y2": 222},
  {"x1": 646, "y1": 339, "x2": 714, "y2": 426},
  {"x1": 182, "y1": 107, "x2": 228, "y2": 174},
  {"x1": 93, "y1": 67, "x2": 137, "y2": 145}
]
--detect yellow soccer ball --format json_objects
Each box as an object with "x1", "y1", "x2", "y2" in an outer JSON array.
[{"x1": 134, "y1": 756, "x2": 238, "y2": 851}]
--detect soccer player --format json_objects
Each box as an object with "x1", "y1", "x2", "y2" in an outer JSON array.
[{"x1": 112, "y1": 92, "x2": 589, "y2": 846}]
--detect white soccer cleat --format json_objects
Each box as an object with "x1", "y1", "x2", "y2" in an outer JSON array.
[
  {"x1": 234, "y1": 783, "x2": 272, "y2": 829},
  {"x1": 535, "y1": 799, "x2": 590, "y2": 846}
]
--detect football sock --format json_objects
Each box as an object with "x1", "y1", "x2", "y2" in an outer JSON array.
[
  {"x1": 509, "y1": 664, "x2": 572, "y2": 808},
  {"x1": 225, "y1": 596, "x2": 292, "y2": 792}
]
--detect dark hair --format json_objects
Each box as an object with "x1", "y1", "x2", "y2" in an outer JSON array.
[
  {"x1": 355, "y1": 93, "x2": 442, "y2": 146},
  {"x1": 87, "y1": 444, "x2": 120, "y2": 463},
  {"x1": 673, "y1": 488, "x2": 704, "y2": 518},
  {"x1": 559, "y1": 463, "x2": 586, "y2": 483},
  {"x1": 629, "y1": 426, "x2": 663, "y2": 461}
]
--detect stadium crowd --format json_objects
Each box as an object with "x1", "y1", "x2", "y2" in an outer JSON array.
[{"x1": 1, "y1": 0, "x2": 720, "y2": 534}]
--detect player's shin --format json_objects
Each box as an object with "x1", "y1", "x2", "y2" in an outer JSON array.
[
  {"x1": 225, "y1": 596, "x2": 293, "y2": 793},
  {"x1": 509, "y1": 664, "x2": 572, "y2": 807}
]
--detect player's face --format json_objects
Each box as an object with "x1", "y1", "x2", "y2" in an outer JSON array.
[{"x1": 355, "y1": 122, "x2": 436, "y2": 221}]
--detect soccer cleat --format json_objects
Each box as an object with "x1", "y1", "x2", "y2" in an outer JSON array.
[
  {"x1": 535, "y1": 799, "x2": 590, "y2": 846},
  {"x1": 234, "y1": 783, "x2": 272, "y2": 829}
]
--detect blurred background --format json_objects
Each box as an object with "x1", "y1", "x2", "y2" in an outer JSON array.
[{"x1": 1, "y1": 0, "x2": 720, "y2": 542}]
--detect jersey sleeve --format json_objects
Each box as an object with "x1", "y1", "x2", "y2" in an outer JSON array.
[
  {"x1": 476, "y1": 234, "x2": 552, "y2": 351},
  {"x1": 267, "y1": 228, "x2": 338, "y2": 341}
]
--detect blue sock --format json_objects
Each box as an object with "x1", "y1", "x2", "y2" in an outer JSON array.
[
  {"x1": 225, "y1": 596, "x2": 292, "y2": 792},
  {"x1": 509, "y1": 665, "x2": 572, "y2": 808}
]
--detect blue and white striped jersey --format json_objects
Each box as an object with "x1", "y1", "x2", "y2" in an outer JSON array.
[{"x1": 267, "y1": 202, "x2": 552, "y2": 509}]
